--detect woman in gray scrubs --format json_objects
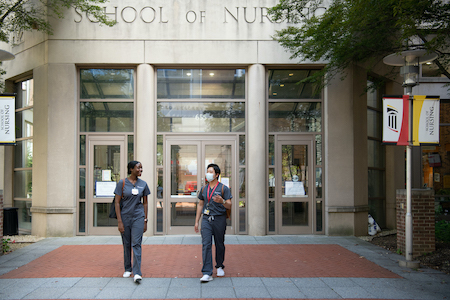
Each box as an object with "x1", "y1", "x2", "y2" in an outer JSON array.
[{"x1": 114, "y1": 161, "x2": 150, "y2": 283}]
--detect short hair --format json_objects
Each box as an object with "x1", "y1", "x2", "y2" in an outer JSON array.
[
  {"x1": 207, "y1": 163, "x2": 221, "y2": 175},
  {"x1": 127, "y1": 161, "x2": 141, "y2": 174}
]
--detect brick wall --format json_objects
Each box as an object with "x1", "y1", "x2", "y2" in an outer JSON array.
[{"x1": 397, "y1": 189, "x2": 435, "y2": 258}]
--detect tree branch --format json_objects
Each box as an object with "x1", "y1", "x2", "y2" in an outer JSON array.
[{"x1": 0, "y1": 0, "x2": 26, "y2": 24}]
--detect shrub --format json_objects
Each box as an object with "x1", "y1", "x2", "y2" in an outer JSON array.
[{"x1": 435, "y1": 220, "x2": 450, "y2": 243}]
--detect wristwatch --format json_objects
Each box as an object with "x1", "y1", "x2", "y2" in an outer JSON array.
[
  {"x1": 144, "y1": 218, "x2": 148, "y2": 222},
  {"x1": 223, "y1": 199, "x2": 226, "y2": 204}
]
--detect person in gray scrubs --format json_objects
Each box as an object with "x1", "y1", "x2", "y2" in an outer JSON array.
[
  {"x1": 114, "y1": 161, "x2": 150, "y2": 283},
  {"x1": 194, "y1": 163, "x2": 232, "y2": 282}
]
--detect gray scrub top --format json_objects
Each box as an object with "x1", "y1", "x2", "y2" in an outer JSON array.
[
  {"x1": 115, "y1": 178, "x2": 150, "y2": 218},
  {"x1": 198, "y1": 182, "x2": 232, "y2": 217}
]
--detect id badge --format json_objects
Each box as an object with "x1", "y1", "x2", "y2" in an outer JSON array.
[
  {"x1": 204, "y1": 209, "x2": 210, "y2": 215},
  {"x1": 132, "y1": 188, "x2": 139, "y2": 195}
]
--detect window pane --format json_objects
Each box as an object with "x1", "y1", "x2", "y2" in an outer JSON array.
[
  {"x1": 269, "y1": 168, "x2": 275, "y2": 198},
  {"x1": 14, "y1": 170, "x2": 32, "y2": 198},
  {"x1": 94, "y1": 203, "x2": 118, "y2": 226},
  {"x1": 79, "y1": 168, "x2": 86, "y2": 199},
  {"x1": 282, "y1": 145, "x2": 308, "y2": 197},
  {"x1": 368, "y1": 140, "x2": 385, "y2": 168},
  {"x1": 239, "y1": 200, "x2": 246, "y2": 232},
  {"x1": 269, "y1": 201, "x2": 275, "y2": 231},
  {"x1": 171, "y1": 202, "x2": 197, "y2": 226},
  {"x1": 157, "y1": 102, "x2": 245, "y2": 132},
  {"x1": 269, "y1": 70, "x2": 320, "y2": 99},
  {"x1": 269, "y1": 102, "x2": 321, "y2": 132},
  {"x1": 157, "y1": 168, "x2": 163, "y2": 232},
  {"x1": 80, "y1": 102, "x2": 134, "y2": 132},
  {"x1": 79, "y1": 202, "x2": 85, "y2": 233},
  {"x1": 15, "y1": 79, "x2": 34, "y2": 108},
  {"x1": 367, "y1": 80, "x2": 379, "y2": 108},
  {"x1": 128, "y1": 135, "x2": 134, "y2": 162},
  {"x1": 369, "y1": 198, "x2": 386, "y2": 228},
  {"x1": 316, "y1": 167, "x2": 322, "y2": 198},
  {"x1": 367, "y1": 109, "x2": 381, "y2": 138},
  {"x1": 239, "y1": 167, "x2": 245, "y2": 198},
  {"x1": 80, "y1": 135, "x2": 86, "y2": 165},
  {"x1": 14, "y1": 200, "x2": 32, "y2": 232},
  {"x1": 157, "y1": 69, "x2": 245, "y2": 99},
  {"x1": 171, "y1": 144, "x2": 197, "y2": 196},
  {"x1": 239, "y1": 135, "x2": 245, "y2": 165},
  {"x1": 316, "y1": 200, "x2": 323, "y2": 231},
  {"x1": 157, "y1": 135, "x2": 163, "y2": 165},
  {"x1": 15, "y1": 109, "x2": 33, "y2": 139},
  {"x1": 80, "y1": 69, "x2": 134, "y2": 99},
  {"x1": 14, "y1": 139, "x2": 33, "y2": 168},
  {"x1": 269, "y1": 135, "x2": 274, "y2": 165},
  {"x1": 282, "y1": 202, "x2": 308, "y2": 226},
  {"x1": 315, "y1": 135, "x2": 322, "y2": 165}
]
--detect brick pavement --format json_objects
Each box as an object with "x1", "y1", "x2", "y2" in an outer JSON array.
[{"x1": 0, "y1": 244, "x2": 400, "y2": 279}]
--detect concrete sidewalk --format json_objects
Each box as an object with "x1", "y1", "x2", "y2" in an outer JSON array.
[{"x1": 0, "y1": 235, "x2": 449, "y2": 299}]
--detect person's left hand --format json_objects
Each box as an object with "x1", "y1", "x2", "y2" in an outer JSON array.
[{"x1": 213, "y1": 195, "x2": 224, "y2": 203}]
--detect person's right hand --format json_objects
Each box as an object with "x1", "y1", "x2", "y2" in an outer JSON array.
[
  {"x1": 194, "y1": 221, "x2": 199, "y2": 233},
  {"x1": 118, "y1": 221, "x2": 124, "y2": 234}
]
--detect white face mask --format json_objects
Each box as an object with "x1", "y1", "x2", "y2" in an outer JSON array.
[{"x1": 205, "y1": 173, "x2": 215, "y2": 182}]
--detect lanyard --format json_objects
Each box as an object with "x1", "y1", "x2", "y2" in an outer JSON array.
[{"x1": 207, "y1": 182, "x2": 219, "y2": 203}]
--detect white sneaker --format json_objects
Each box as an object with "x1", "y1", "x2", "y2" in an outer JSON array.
[
  {"x1": 134, "y1": 274, "x2": 142, "y2": 283},
  {"x1": 200, "y1": 274, "x2": 213, "y2": 282},
  {"x1": 217, "y1": 267, "x2": 225, "y2": 277},
  {"x1": 123, "y1": 271, "x2": 132, "y2": 278}
]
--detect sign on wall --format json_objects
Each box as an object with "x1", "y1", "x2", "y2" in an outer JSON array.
[
  {"x1": 382, "y1": 95, "x2": 409, "y2": 145},
  {"x1": 413, "y1": 95, "x2": 440, "y2": 145},
  {"x1": 0, "y1": 94, "x2": 15, "y2": 145}
]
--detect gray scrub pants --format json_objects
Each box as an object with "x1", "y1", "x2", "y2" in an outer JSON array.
[
  {"x1": 121, "y1": 215, "x2": 145, "y2": 276},
  {"x1": 201, "y1": 214, "x2": 227, "y2": 275}
]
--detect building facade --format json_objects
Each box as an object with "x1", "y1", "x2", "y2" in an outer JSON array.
[{"x1": 1, "y1": 0, "x2": 412, "y2": 237}]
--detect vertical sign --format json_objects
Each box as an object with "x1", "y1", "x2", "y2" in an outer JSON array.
[
  {"x1": 413, "y1": 95, "x2": 440, "y2": 145},
  {"x1": 382, "y1": 95, "x2": 409, "y2": 145},
  {"x1": 0, "y1": 94, "x2": 15, "y2": 145}
]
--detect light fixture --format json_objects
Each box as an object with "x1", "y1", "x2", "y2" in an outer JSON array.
[
  {"x1": 289, "y1": 73, "x2": 294, "y2": 76},
  {"x1": 280, "y1": 84, "x2": 285, "y2": 87},
  {"x1": 186, "y1": 72, "x2": 192, "y2": 76},
  {"x1": 0, "y1": 49, "x2": 15, "y2": 61},
  {"x1": 209, "y1": 72, "x2": 214, "y2": 76}
]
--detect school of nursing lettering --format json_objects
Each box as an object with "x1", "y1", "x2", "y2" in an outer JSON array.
[
  {"x1": 0, "y1": 105, "x2": 11, "y2": 134},
  {"x1": 74, "y1": 5, "x2": 325, "y2": 24}
]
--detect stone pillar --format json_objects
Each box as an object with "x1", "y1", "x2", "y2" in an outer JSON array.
[
  {"x1": 247, "y1": 64, "x2": 266, "y2": 236},
  {"x1": 136, "y1": 64, "x2": 155, "y2": 236},
  {"x1": 397, "y1": 189, "x2": 435, "y2": 258},
  {"x1": 30, "y1": 64, "x2": 77, "y2": 237}
]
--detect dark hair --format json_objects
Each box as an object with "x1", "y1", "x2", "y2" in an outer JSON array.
[
  {"x1": 127, "y1": 161, "x2": 141, "y2": 174},
  {"x1": 207, "y1": 163, "x2": 221, "y2": 175}
]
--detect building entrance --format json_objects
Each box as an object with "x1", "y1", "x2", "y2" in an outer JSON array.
[
  {"x1": 275, "y1": 135, "x2": 315, "y2": 234},
  {"x1": 164, "y1": 136, "x2": 237, "y2": 235},
  {"x1": 86, "y1": 136, "x2": 127, "y2": 235}
]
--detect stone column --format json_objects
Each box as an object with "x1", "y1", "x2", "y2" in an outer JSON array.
[
  {"x1": 136, "y1": 64, "x2": 155, "y2": 236},
  {"x1": 247, "y1": 64, "x2": 266, "y2": 236}
]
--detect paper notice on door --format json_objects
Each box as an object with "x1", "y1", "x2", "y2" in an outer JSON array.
[
  {"x1": 285, "y1": 181, "x2": 305, "y2": 196},
  {"x1": 102, "y1": 170, "x2": 111, "y2": 181},
  {"x1": 96, "y1": 181, "x2": 117, "y2": 197}
]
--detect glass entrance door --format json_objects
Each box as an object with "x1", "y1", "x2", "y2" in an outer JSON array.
[
  {"x1": 276, "y1": 136, "x2": 314, "y2": 234},
  {"x1": 87, "y1": 136, "x2": 126, "y2": 235},
  {"x1": 165, "y1": 137, "x2": 236, "y2": 234}
]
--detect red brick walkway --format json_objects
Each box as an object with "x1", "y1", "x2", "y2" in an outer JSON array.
[{"x1": 0, "y1": 244, "x2": 400, "y2": 279}]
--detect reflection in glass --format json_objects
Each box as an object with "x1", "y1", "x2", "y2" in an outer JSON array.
[
  {"x1": 14, "y1": 200, "x2": 32, "y2": 232},
  {"x1": 315, "y1": 135, "x2": 322, "y2": 165},
  {"x1": 205, "y1": 145, "x2": 232, "y2": 185},
  {"x1": 93, "y1": 145, "x2": 120, "y2": 196},
  {"x1": 157, "y1": 168, "x2": 164, "y2": 232},
  {"x1": 79, "y1": 202, "x2": 85, "y2": 233},
  {"x1": 16, "y1": 79, "x2": 34, "y2": 108},
  {"x1": 157, "y1": 69, "x2": 245, "y2": 99},
  {"x1": 171, "y1": 202, "x2": 197, "y2": 226},
  {"x1": 268, "y1": 69, "x2": 320, "y2": 99},
  {"x1": 316, "y1": 201, "x2": 323, "y2": 231},
  {"x1": 239, "y1": 200, "x2": 246, "y2": 232},
  {"x1": 269, "y1": 201, "x2": 275, "y2": 231},
  {"x1": 268, "y1": 168, "x2": 275, "y2": 198},
  {"x1": 128, "y1": 135, "x2": 134, "y2": 162},
  {"x1": 367, "y1": 110, "x2": 381, "y2": 138},
  {"x1": 80, "y1": 102, "x2": 134, "y2": 132},
  {"x1": 15, "y1": 110, "x2": 34, "y2": 139},
  {"x1": 282, "y1": 145, "x2": 308, "y2": 197},
  {"x1": 80, "y1": 135, "x2": 86, "y2": 165},
  {"x1": 239, "y1": 135, "x2": 245, "y2": 165},
  {"x1": 14, "y1": 170, "x2": 32, "y2": 198},
  {"x1": 268, "y1": 135, "x2": 274, "y2": 165},
  {"x1": 14, "y1": 139, "x2": 33, "y2": 168},
  {"x1": 80, "y1": 69, "x2": 134, "y2": 99},
  {"x1": 269, "y1": 102, "x2": 321, "y2": 132},
  {"x1": 367, "y1": 80, "x2": 380, "y2": 109},
  {"x1": 316, "y1": 168, "x2": 322, "y2": 198},
  {"x1": 79, "y1": 168, "x2": 86, "y2": 199},
  {"x1": 157, "y1": 135, "x2": 163, "y2": 165},
  {"x1": 171, "y1": 145, "x2": 197, "y2": 196},
  {"x1": 94, "y1": 203, "x2": 118, "y2": 226},
  {"x1": 157, "y1": 102, "x2": 245, "y2": 132},
  {"x1": 239, "y1": 168, "x2": 245, "y2": 198},
  {"x1": 282, "y1": 202, "x2": 308, "y2": 226},
  {"x1": 368, "y1": 140, "x2": 385, "y2": 168}
]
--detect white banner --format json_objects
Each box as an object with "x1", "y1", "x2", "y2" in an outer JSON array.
[
  {"x1": 413, "y1": 96, "x2": 440, "y2": 145},
  {"x1": 0, "y1": 95, "x2": 15, "y2": 144},
  {"x1": 382, "y1": 95, "x2": 409, "y2": 145}
]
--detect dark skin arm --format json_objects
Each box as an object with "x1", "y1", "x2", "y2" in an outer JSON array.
[
  {"x1": 115, "y1": 193, "x2": 124, "y2": 234},
  {"x1": 143, "y1": 195, "x2": 148, "y2": 233}
]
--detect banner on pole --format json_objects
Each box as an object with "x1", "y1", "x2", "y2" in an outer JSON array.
[
  {"x1": 412, "y1": 95, "x2": 440, "y2": 145},
  {"x1": 382, "y1": 95, "x2": 409, "y2": 145},
  {"x1": 0, "y1": 94, "x2": 15, "y2": 145}
]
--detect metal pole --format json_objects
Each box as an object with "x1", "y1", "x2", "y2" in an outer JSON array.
[{"x1": 405, "y1": 88, "x2": 413, "y2": 261}]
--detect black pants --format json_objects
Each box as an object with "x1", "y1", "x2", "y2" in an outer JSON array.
[{"x1": 201, "y1": 214, "x2": 226, "y2": 275}]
